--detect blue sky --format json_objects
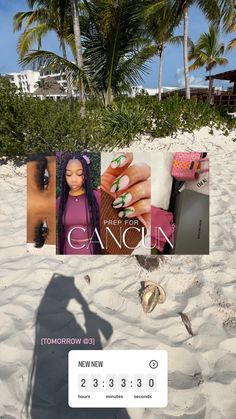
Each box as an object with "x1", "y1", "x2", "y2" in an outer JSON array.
[{"x1": 0, "y1": 0, "x2": 235, "y2": 89}]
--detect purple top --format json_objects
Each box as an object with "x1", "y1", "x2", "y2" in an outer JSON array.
[{"x1": 57, "y1": 190, "x2": 100, "y2": 255}]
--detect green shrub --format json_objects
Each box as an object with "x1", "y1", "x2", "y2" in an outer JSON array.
[
  {"x1": 149, "y1": 96, "x2": 235, "y2": 137},
  {"x1": 99, "y1": 101, "x2": 150, "y2": 148},
  {"x1": 0, "y1": 77, "x2": 235, "y2": 158}
]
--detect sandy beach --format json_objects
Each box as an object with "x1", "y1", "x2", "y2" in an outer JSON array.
[{"x1": 0, "y1": 127, "x2": 236, "y2": 419}]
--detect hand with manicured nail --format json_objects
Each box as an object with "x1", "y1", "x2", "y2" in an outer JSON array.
[{"x1": 101, "y1": 152, "x2": 151, "y2": 227}]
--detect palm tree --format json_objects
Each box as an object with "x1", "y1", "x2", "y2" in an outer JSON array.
[
  {"x1": 20, "y1": 0, "x2": 158, "y2": 106},
  {"x1": 170, "y1": 0, "x2": 222, "y2": 99},
  {"x1": 188, "y1": 24, "x2": 228, "y2": 103},
  {"x1": 13, "y1": 1, "x2": 73, "y2": 59},
  {"x1": 69, "y1": 0, "x2": 85, "y2": 107},
  {"x1": 145, "y1": 2, "x2": 182, "y2": 101},
  {"x1": 81, "y1": 0, "x2": 159, "y2": 105},
  {"x1": 15, "y1": 0, "x2": 86, "y2": 107},
  {"x1": 13, "y1": 1, "x2": 76, "y2": 110}
]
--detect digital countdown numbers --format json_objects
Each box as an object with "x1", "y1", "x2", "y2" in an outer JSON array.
[{"x1": 68, "y1": 350, "x2": 168, "y2": 408}]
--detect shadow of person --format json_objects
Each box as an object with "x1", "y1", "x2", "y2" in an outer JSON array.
[{"x1": 24, "y1": 273, "x2": 130, "y2": 419}]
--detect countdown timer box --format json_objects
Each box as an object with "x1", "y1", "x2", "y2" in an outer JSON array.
[{"x1": 68, "y1": 350, "x2": 168, "y2": 408}]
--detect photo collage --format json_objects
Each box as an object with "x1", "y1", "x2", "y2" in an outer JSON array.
[{"x1": 27, "y1": 151, "x2": 209, "y2": 256}]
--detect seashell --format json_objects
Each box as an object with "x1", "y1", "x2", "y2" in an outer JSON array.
[{"x1": 139, "y1": 281, "x2": 166, "y2": 313}]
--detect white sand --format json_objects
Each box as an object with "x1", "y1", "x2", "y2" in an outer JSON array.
[
  {"x1": 125, "y1": 126, "x2": 236, "y2": 152},
  {"x1": 0, "y1": 127, "x2": 236, "y2": 419}
]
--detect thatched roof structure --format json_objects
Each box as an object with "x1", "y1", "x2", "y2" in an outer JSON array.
[{"x1": 33, "y1": 77, "x2": 67, "y2": 97}]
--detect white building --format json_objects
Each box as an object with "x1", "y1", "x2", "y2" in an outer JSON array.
[
  {"x1": 130, "y1": 85, "x2": 178, "y2": 97},
  {"x1": 130, "y1": 85, "x2": 147, "y2": 96},
  {"x1": 3, "y1": 68, "x2": 72, "y2": 99},
  {"x1": 6, "y1": 70, "x2": 40, "y2": 94},
  {"x1": 5, "y1": 68, "x2": 70, "y2": 95}
]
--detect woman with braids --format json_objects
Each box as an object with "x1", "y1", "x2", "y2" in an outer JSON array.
[{"x1": 56, "y1": 153, "x2": 101, "y2": 255}]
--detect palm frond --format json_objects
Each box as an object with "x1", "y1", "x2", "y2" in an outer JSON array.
[
  {"x1": 214, "y1": 57, "x2": 228, "y2": 66},
  {"x1": 144, "y1": 1, "x2": 171, "y2": 19},
  {"x1": 17, "y1": 24, "x2": 49, "y2": 58},
  {"x1": 82, "y1": 0, "x2": 151, "y2": 96},
  {"x1": 220, "y1": 0, "x2": 235, "y2": 32},
  {"x1": 13, "y1": 7, "x2": 55, "y2": 31},
  {"x1": 115, "y1": 44, "x2": 160, "y2": 93},
  {"x1": 196, "y1": 0, "x2": 222, "y2": 24},
  {"x1": 168, "y1": 35, "x2": 188, "y2": 46},
  {"x1": 27, "y1": 0, "x2": 37, "y2": 8},
  {"x1": 227, "y1": 37, "x2": 236, "y2": 51},
  {"x1": 189, "y1": 58, "x2": 205, "y2": 72},
  {"x1": 217, "y1": 42, "x2": 225, "y2": 55},
  {"x1": 20, "y1": 49, "x2": 96, "y2": 95},
  {"x1": 188, "y1": 23, "x2": 227, "y2": 74},
  {"x1": 145, "y1": 0, "x2": 181, "y2": 45},
  {"x1": 65, "y1": 33, "x2": 76, "y2": 59},
  {"x1": 13, "y1": 11, "x2": 35, "y2": 32}
]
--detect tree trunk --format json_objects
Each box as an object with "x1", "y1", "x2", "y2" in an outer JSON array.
[
  {"x1": 208, "y1": 70, "x2": 214, "y2": 105},
  {"x1": 106, "y1": 86, "x2": 113, "y2": 106},
  {"x1": 70, "y1": 0, "x2": 85, "y2": 113},
  {"x1": 106, "y1": 5, "x2": 121, "y2": 107},
  {"x1": 233, "y1": 81, "x2": 236, "y2": 94},
  {"x1": 61, "y1": 38, "x2": 74, "y2": 112},
  {"x1": 158, "y1": 45, "x2": 164, "y2": 101},
  {"x1": 183, "y1": 5, "x2": 190, "y2": 100}
]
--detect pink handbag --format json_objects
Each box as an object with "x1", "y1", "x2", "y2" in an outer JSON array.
[
  {"x1": 171, "y1": 152, "x2": 209, "y2": 181},
  {"x1": 151, "y1": 206, "x2": 174, "y2": 252}
]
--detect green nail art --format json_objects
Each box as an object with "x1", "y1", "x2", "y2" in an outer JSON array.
[
  {"x1": 113, "y1": 192, "x2": 129, "y2": 207},
  {"x1": 111, "y1": 154, "x2": 127, "y2": 168},
  {"x1": 110, "y1": 175, "x2": 129, "y2": 193},
  {"x1": 110, "y1": 177, "x2": 121, "y2": 193},
  {"x1": 118, "y1": 207, "x2": 134, "y2": 218}
]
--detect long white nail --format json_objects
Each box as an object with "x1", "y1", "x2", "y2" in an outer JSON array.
[
  {"x1": 110, "y1": 153, "x2": 127, "y2": 168},
  {"x1": 110, "y1": 175, "x2": 129, "y2": 193}
]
